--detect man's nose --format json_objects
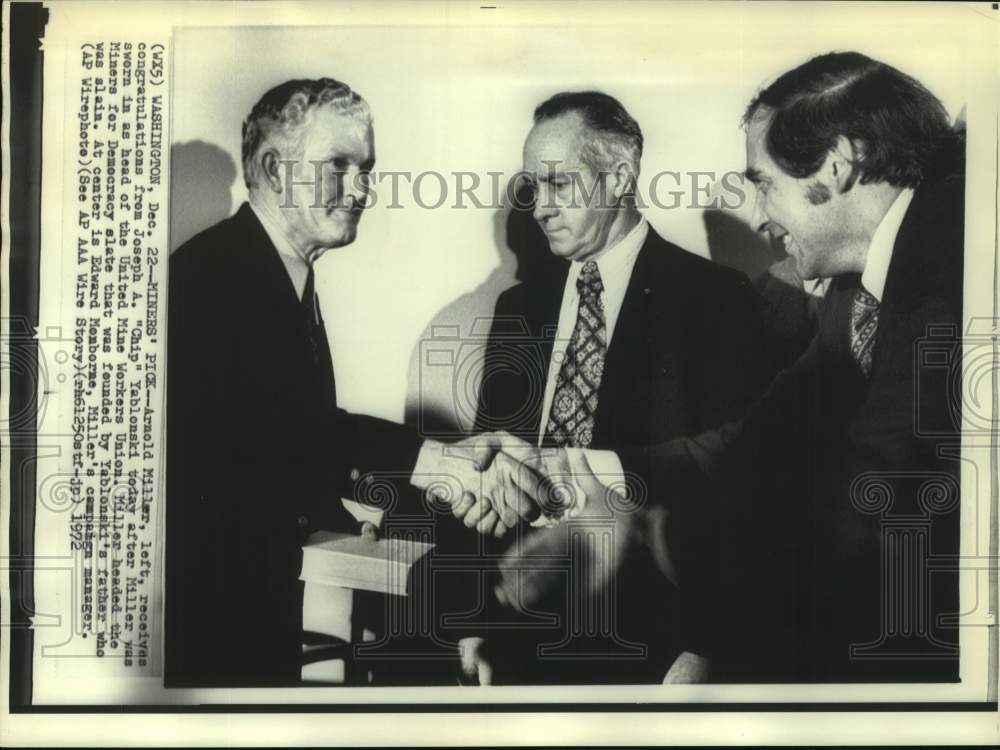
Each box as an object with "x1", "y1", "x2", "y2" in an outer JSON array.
[
  {"x1": 342, "y1": 169, "x2": 370, "y2": 208},
  {"x1": 533, "y1": 187, "x2": 557, "y2": 222}
]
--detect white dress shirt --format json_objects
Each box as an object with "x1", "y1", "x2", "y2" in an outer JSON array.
[
  {"x1": 532, "y1": 218, "x2": 649, "y2": 522},
  {"x1": 538, "y1": 217, "x2": 649, "y2": 441},
  {"x1": 861, "y1": 187, "x2": 914, "y2": 302}
]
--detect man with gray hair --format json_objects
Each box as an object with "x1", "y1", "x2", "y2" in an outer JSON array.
[
  {"x1": 166, "y1": 78, "x2": 544, "y2": 687},
  {"x1": 454, "y1": 91, "x2": 766, "y2": 684}
]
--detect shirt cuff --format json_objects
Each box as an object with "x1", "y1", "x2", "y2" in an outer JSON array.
[
  {"x1": 577, "y1": 448, "x2": 626, "y2": 488},
  {"x1": 409, "y1": 439, "x2": 443, "y2": 489},
  {"x1": 528, "y1": 448, "x2": 626, "y2": 527}
]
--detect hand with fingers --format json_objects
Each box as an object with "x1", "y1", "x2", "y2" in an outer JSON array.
[
  {"x1": 468, "y1": 446, "x2": 559, "y2": 535},
  {"x1": 487, "y1": 432, "x2": 582, "y2": 524},
  {"x1": 359, "y1": 520, "x2": 379, "y2": 542},
  {"x1": 445, "y1": 430, "x2": 590, "y2": 538},
  {"x1": 413, "y1": 433, "x2": 553, "y2": 538}
]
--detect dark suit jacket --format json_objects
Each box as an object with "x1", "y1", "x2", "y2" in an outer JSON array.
[
  {"x1": 623, "y1": 169, "x2": 964, "y2": 682},
  {"x1": 165, "y1": 203, "x2": 422, "y2": 687},
  {"x1": 477, "y1": 228, "x2": 766, "y2": 453},
  {"x1": 471, "y1": 228, "x2": 768, "y2": 683},
  {"x1": 753, "y1": 256, "x2": 823, "y2": 372}
]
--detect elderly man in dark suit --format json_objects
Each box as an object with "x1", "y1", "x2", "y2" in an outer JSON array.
[
  {"x1": 165, "y1": 78, "x2": 543, "y2": 687},
  {"x1": 454, "y1": 92, "x2": 768, "y2": 685},
  {"x1": 499, "y1": 52, "x2": 965, "y2": 684}
]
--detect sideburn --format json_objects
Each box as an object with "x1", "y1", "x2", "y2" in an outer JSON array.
[{"x1": 806, "y1": 180, "x2": 832, "y2": 205}]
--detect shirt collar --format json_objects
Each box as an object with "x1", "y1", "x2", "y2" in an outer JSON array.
[
  {"x1": 861, "y1": 187, "x2": 914, "y2": 302},
  {"x1": 568, "y1": 217, "x2": 648, "y2": 286}
]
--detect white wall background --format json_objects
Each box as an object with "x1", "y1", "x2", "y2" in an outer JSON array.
[
  {"x1": 19, "y1": 0, "x2": 992, "y2": 716},
  {"x1": 169, "y1": 13, "x2": 968, "y2": 430}
]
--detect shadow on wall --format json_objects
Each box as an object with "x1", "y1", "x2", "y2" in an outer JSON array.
[
  {"x1": 404, "y1": 181, "x2": 563, "y2": 439},
  {"x1": 705, "y1": 208, "x2": 820, "y2": 372},
  {"x1": 170, "y1": 141, "x2": 238, "y2": 252},
  {"x1": 405, "y1": 201, "x2": 800, "y2": 440},
  {"x1": 702, "y1": 207, "x2": 781, "y2": 280}
]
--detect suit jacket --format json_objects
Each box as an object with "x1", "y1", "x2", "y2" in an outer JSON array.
[
  {"x1": 477, "y1": 228, "x2": 767, "y2": 453},
  {"x1": 623, "y1": 168, "x2": 964, "y2": 682},
  {"x1": 471, "y1": 228, "x2": 768, "y2": 683},
  {"x1": 753, "y1": 256, "x2": 823, "y2": 372},
  {"x1": 165, "y1": 203, "x2": 422, "y2": 687}
]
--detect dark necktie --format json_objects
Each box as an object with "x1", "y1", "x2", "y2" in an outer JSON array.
[
  {"x1": 302, "y1": 262, "x2": 337, "y2": 399},
  {"x1": 849, "y1": 286, "x2": 880, "y2": 377},
  {"x1": 303, "y1": 261, "x2": 319, "y2": 325},
  {"x1": 544, "y1": 260, "x2": 607, "y2": 447}
]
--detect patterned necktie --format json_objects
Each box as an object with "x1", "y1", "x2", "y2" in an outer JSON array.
[
  {"x1": 849, "y1": 286, "x2": 880, "y2": 377},
  {"x1": 544, "y1": 260, "x2": 607, "y2": 447}
]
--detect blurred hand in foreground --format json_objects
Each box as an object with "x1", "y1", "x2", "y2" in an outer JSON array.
[{"x1": 493, "y1": 446, "x2": 677, "y2": 614}]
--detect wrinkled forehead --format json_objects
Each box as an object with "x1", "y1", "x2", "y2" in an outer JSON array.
[{"x1": 522, "y1": 113, "x2": 587, "y2": 175}]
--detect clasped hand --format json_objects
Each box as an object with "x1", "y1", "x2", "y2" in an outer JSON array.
[{"x1": 414, "y1": 432, "x2": 580, "y2": 538}]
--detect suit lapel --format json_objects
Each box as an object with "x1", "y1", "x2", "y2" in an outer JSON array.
[
  {"x1": 231, "y1": 203, "x2": 336, "y2": 399},
  {"x1": 235, "y1": 203, "x2": 304, "y2": 322},
  {"x1": 865, "y1": 171, "x2": 962, "y2": 379},
  {"x1": 593, "y1": 231, "x2": 683, "y2": 446}
]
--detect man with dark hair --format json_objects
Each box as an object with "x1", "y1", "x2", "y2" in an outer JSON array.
[
  {"x1": 499, "y1": 52, "x2": 964, "y2": 683},
  {"x1": 455, "y1": 90, "x2": 767, "y2": 684},
  {"x1": 166, "y1": 78, "x2": 543, "y2": 687},
  {"x1": 744, "y1": 51, "x2": 960, "y2": 189}
]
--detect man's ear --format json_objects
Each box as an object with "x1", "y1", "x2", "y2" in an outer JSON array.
[
  {"x1": 827, "y1": 135, "x2": 863, "y2": 193},
  {"x1": 260, "y1": 149, "x2": 284, "y2": 194},
  {"x1": 610, "y1": 160, "x2": 635, "y2": 202}
]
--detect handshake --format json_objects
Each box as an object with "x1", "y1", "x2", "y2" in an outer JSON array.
[{"x1": 410, "y1": 432, "x2": 604, "y2": 538}]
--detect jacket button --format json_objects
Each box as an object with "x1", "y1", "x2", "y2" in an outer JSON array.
[
  {"x1": 349, "y1": 468, "x2": 361, "y2": 481},
  {"x1": 297, "y1": 515, "x2": 310, "y2": 528}
]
